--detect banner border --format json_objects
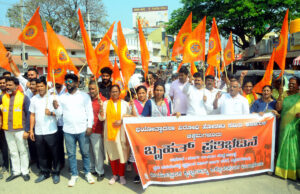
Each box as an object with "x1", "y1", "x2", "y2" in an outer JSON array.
[{"x1": 123, "y1": 113, "x2": 276, "y2": 189}]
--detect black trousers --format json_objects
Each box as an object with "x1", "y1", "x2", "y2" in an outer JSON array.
[
  {"x1": 28, "y1": 133, "x2": 38, "y2": 163},
  {"x1": 57, "y1": 126, "x2": 65, "y2": 168},
  {"x1": 0, "y1": 130, "x2": 9, "y2": 169},
  {"x1": 35, "y1": 132, "x2": 60, "y2": 175}
]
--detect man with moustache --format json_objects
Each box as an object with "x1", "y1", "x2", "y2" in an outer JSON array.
[
  {"x1": 88, "y1": 80, "x2": 106, "y2": 181},
  {"x1": 169, "y1": 67, "x2": 189, "y2": 115},
  {"x1": 98, "y1": 67, "x2": 113, "y2": 99},
  {"x1": 53, "y1": 74, "x2": 94, "y2": 187},
  {"x1": 204, "y1": 75, "x2": 220, "y2": 115},
  {"x1": 0, "y1": 77, "x2": 30, "y2": 182},
  {"x1": 0, "y1": 77, "x2": 9, "y2": 178},
  {"x1": 183, "y1": 72, "x2": 213, "y2": 116},
  {"x1": 29, "y1": 76, "x2": 60, "y2": 184},
  {"x1": 48, "y1": 83, "x2": 67, "y2": 169},
  {"x1": 213, "y1": 79, "x2": 249, "y2": 115}
]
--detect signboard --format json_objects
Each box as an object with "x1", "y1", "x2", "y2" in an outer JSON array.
[
  {"x1": 124, "y1": 113, "x2": 275, "y2": 189},
  {"x1": 132, "y1": 6, "x2": 168, "y2": 28}
]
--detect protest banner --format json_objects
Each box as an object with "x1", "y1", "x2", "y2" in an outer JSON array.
[{"x1": 123, "y1": 113, "x2": 275, "y2": 189}]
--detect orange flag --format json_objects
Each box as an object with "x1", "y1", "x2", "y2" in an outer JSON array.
[
  {"x1": 18, "y1": 7, "x2": 47, "y2": 56},
  {"x1": 0, "y1": 40, "x2": 12, "y2": 72},
  {"x1": 253, "y1": 49, "x2": 275, "y2": 93},
  {"x1": 78, "y1": 9, "x2": 99, "y2": 77},
  {"x1": 207, "y1": 18, "x2": 222, "y2": 67},
  {"x1": 171, "y1": 12, "x2": 192, "y2": 61},
  {"x1": 112, "y1": 59, "x2": 126, "y2": 99},
  {"x1": 223, "y1": 32, "x2": 235, "y2": 66},
  {"x1": 95, "y1": 22, "x2": 115, "y2": 73},
  {"x1": 138, "y1": 19, "x2": 149, "y2": 79},
  {"x1": 205, "y1": 64, "x2": 215, "y2": 77},
  {"x1": 191, "y1": 62, "x2": 198, "y2": 75},
  {"x1": 46, "y1": 22, "x2": 78, "y2": 84},
  {"x1": 177, "y1": 62, "x2": 183, "y2": 73},
  {"x1": 274, "y1": 9, "x2": 288, "y2": 78},
  {"x1": 117, "y1": 21, "x2": 136, "y2": 88},
  {"x1": 182, "y1": 16, "x2": 206, "y2": 64}
]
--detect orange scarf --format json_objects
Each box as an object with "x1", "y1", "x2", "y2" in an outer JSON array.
[{"x1": 106, "y1": 99, "x2": 121, "y2": 141}]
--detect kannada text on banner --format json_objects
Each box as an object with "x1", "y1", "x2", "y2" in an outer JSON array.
[{"x1": 123, "y1": 113, "x2": 276, "y2": 189}]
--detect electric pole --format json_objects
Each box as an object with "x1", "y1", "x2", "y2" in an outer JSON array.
[{"x1": 20, "y1": 0, "x2": 27, "y2": 70}]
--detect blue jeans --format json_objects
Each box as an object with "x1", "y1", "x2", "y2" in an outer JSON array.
[{"x1": 64, "y1": 132, "x2": 90, "y2": 176}]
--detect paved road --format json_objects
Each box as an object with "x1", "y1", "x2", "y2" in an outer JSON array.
[{"x1": 1, "y1": 150, "x2": 300, "y2": 194}]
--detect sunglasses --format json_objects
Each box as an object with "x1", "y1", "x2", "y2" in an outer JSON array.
[{"x1": 65, "y1": 80, "x2": 74, "y2": 84}]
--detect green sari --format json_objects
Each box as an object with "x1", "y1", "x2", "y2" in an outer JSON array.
[{"x1": 275, "y1": 93, "x2": 300, "y2": 180}]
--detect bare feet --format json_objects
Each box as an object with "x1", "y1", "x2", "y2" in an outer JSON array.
[
  {"x1": 109, "y1": 175, "x2": 118, "y2": 185},
  {"x1": 120, "y1": 176, "x2": 126, "y2": 185}
]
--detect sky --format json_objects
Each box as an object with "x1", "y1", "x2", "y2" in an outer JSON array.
[{"x1": 0, "y1": 0, "x2": 183, "y2": 28}]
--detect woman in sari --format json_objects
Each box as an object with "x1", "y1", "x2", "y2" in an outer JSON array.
[
  {"x1": 133, "y1": 85, "x2": 148, "y2": 116},
  {"x1": 142, "y1": 80, "x2": 178, "y2": 117},
  {"x1": 250, "y1": 85, "x2": 279, "y2": 117},
  {"x1": 128, "y1": 85, "x2": 147, "y2": 184},
  {"x1": 275, "y1": 80, "x2": 300, "y2": 180},
  {"x1": 99, "y1": 85, "x2": 136, "y2": 185}
]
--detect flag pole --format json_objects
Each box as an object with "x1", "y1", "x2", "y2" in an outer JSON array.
[
  {"x1": 78, "y1": 62, "x2": 87, "y2": 75},
  {"x1": 52, "y1": 70, "x2": 56, "y2": 96},
  {"x1": 202, "y1": 61, "x2": 206, "y2": 86},
  {"x1": 231, "y1": 62, "x2": 233, "y2": 74}
]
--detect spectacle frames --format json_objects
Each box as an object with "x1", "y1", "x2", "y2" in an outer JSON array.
[{"x1": 65, "y1": 80, "x2": 74, "y2": 84}]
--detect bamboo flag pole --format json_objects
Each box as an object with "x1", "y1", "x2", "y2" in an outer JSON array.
[
  {"x1": 202, "y1": 61, "x2": 206, "y2": 84},
  {"x1": 78, "y1": 62, "x2": 87, "y2": 75},
  {"x1": 52, "y1": 70, "x2": 56, "y2": 96},
  {"x1": 231, "y1": 62, "x2": 233, "y2": 74}
]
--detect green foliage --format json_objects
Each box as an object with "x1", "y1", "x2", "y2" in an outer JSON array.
[
  {"x1": 6, "y1": 0, "x2": 109, "y2": 40},
  {"x1": 166, "y1": 0, "x2": 300, "y2": 49}
]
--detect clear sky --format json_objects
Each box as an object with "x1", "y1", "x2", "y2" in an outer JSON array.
[{"x1": 0, "y1": 0, "x2": 183, "y2": 28}]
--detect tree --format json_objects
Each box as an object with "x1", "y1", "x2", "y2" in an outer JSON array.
[
  {"x1": 6, "y1": 0, "x2": 109, "y2": 40},
  {"x1": 166, "y1": 0, "x2": 300, "y2": 49}
]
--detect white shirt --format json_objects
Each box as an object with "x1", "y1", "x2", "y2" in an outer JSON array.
[
  {"x1": 169, "y1": 79, "x2": 188, "y2": 114},
  {"x1": 29, "y1": 94, "x2": 58, "y2": 135},
  {"x1": 183, "y1": 83, "x2": 213, "y2": 116},
  {"x1": 48, "y1": 85, "x2": 67, "y2": 126},
  {"x1": 204, "y1": 88, "x2": 220, "y2": 115},
  {"x1": 17, "y1": 75, "x2": 33, "y2": 98},
  {"x1": 55, "y1": 90, "x2": 93, "y2": 134},
  {"x1": 217, "y1": 93, "x2": 250, "y2": 115}
]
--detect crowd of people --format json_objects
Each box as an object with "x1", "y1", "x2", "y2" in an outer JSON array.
[{"x1": 0, "y1": 52, "x2": 299, "y2": 187}]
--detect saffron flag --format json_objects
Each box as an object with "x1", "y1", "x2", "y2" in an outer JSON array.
[
  {"x1": 182, "y1": 16, "x2": 206, "y2": 64},
  {"x1": 207, "y1": 18, "x2": 222, "y2": 67},
  {"x1": 18, "y1": 7, "x2": 47, "y2": 56},
  {"x1": 223, "y1": 32, "x2": 235, "y2": 66},
  {"x1": 274, "y1": 9, "x2": 289, "y2": 78},
  {"x1": 191, "y1": 62, "x2": 198, "y2": 75},
  {"x1": 177, "y1": 62, "x2": 183, "y2": 73},
  {"x1": 112, "y1": 59, "x2": 127, "y2": 99},
  {"x1": 78, "y1": 9, "x2": 99, "y2": 77},
  {"x1": 171, "y1": 12, "x2": 192, "y2": 61},
  {"x1": 46, "y1": 22, "x2": 78, "y2": 84},
  {"x1": 138, "y1": 19, "x2": 149, "y2": 79},
  {"x1": 0, "y1": 40, "x2": 12, "y2": 72},
  {"x1": 117, "y1": 21, "x2": 136, "y2": 88},
  {"x1": 253, "y1": 49, "x2": 275, "y2": 93},
  {"x1": 95, "y1": 22, "x2": 115, "y2": 73},
  {"x1": 205, "y1": 64, "x2": 215, "y2": 77}
]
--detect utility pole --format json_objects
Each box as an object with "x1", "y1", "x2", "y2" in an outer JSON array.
[
  {"x1": 20, "y1": 0, "x2": 27, "y2": 70},
  {"x1": 86, "y1": 0, "x2": 91, "y2": 38}
]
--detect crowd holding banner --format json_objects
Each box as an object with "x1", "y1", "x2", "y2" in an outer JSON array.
[{"x1": 0, "y1": 6, "x2": 299, "y2": 190}]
